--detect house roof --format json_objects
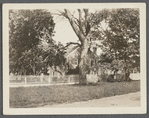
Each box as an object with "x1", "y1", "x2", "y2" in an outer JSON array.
[
  {"x1": 65, "y1": 45, "x2": 79, "y2": 58},
  {"x1": 65, "y1": 44, "x2": 100, "y2": 63}
]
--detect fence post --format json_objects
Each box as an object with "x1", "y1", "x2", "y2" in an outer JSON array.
[
  {"x1": 40, "y1": 73, "x2": 44, "y2": 82},
  {"x1": 49, "y1": 74, "x2": 53, "y2": 84},
  {"x1": 133, "y1": 70, "x2": 134, "y2": 80},
  {"x1": 25, "y1": 77, "x2": 27, "y2": 85},
  {"x1": 69, "y1": 76, "x2": 71, "y2": 83},
  {"x1": 49, "y1": 76, "x2": 51, "y2": 84}
]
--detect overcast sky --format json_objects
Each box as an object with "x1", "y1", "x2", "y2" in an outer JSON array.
[
  {"x1": 50, "y1": 9, "x2": 106, "y2": 55},
  {"x1": 51, "y1": 9, "x2": 104, "y2": 44},
  {"x1": 53, "y1": 15, "x2": 78, "y2": 45}
]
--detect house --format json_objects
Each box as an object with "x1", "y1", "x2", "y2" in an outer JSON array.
[
  {"x1": 64, "y1": 41, "x2": 102, "y2": 75},
  {"x1": 47, "y1": 40, "x2": 103, "y2": 77},
  {"x1": 64, "y1": 45, "x2": 80, "y2": 69}
]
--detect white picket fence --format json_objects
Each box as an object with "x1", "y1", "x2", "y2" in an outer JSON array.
[
  {"x1": 9, "y1": 73, "x2": 140, "y2": 86},
  {"x1": 9, "y1": 75, "x2": 79, "y2": 85}
]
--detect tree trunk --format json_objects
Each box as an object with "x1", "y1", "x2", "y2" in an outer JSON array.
[
  {"x1": 33, "y1": 63, "x2": 36, "y2": 75},
  {"x1": 124, "y1": 51, "x2": 129, "y2": 81},
  {"x1": 63, "y1": 9, "x2": 91, "y2": 85},
  {"x1": 78, "y1": 40, "x2": 90, "y2": 85}
]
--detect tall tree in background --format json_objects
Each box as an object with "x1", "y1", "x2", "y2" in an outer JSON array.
[
  {"x1": 9, "y1": 9, "x2": 55, "y2": 74},
  {"x1": 17, "y1": 46, "x2": 44, "y2": 75},
  {"x1": 101, "y1": 9, "x2": 140, "y2": 80}
]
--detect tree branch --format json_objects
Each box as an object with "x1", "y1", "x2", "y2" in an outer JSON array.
[
  {"x1": 54, "y1": 69, "x2": 62, "y2": 75},
  {"x1": 84, "y1": 9, "x2": 89, "y2": 26},
  {"x1": 65, "y1": 42, "x2": 81, "y2": 48},
  {"x1": 64, "y1": 9, "x2": 85, "y2": 42},
  {"x1": 78, "y1": 9, "x2": 85, "y2": 35},
  {"x1": 116, "y1": 15, "x2": 124, "y2": 36},
  {"x1": 73, "y1": 18, "x2": 80, "y2": 27},
  {"x1": 84, "y1": 9, "x2": 90, "y2": 36}
]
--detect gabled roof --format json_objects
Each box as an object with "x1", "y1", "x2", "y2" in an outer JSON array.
[
  {"x1": 65, "y1": 44, "x2": 100, "y2": 62},
  {"x1": 65, "y1": 45, "x2": 79, "y2": 58}
]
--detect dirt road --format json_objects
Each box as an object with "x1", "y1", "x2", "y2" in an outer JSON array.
[{"x1": 43, "y1": 92, "x2": 140, "y2": 108}]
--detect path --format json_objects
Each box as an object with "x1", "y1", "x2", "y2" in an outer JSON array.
[{"x1": 43, "y1": 92, "x2": 140, "y2": 108}]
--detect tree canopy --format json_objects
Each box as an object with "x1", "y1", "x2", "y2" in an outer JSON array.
[
  {"x1": 60, "y1": 8, "x2": 140, "y2": 82},
  {"x1": 9, "y1": 9, "x2": 66, "y2": 75},
  {"x1": 100, "y1": 8, "x2": 140, "y2": 78},
  {"x1": 9, "y1": 8, "x2": 140, "y2": 81}
]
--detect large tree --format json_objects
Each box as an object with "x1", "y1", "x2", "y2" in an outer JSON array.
[
  {"x1": 9, "y1": 9, "x2": 55, "y2": 75},
  {"x1": 60, "y1": 9, "x2": 107, "y2": 84},
  {"x1": 101, "y1": 8, "x2": 140, "y2": 80},
  {"x1": 60, "y1": 8, "x2": 139, "y2": 83}
]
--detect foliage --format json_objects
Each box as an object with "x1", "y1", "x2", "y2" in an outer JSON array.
[
  {"x1": 17, "y1": 46, "x2": 44, "y2": 75},
  {"x1": 9, "y1": 9, "x2": 66, "y2": 75},
  {"x1": 40, "y1": 41, "x2": 66, "y2": 75},
  {"x1": 9, "y1": 8, "x2": 140, "y2": 79},
  {"x1": 101, "y1": 8, "x2": 140, "y2": 77},
  {"x1": 9, "y1": 9, "x2": 55, "y2": 56},
  {"x1": 59, "y1": 9, "x2": 111, "y2": 84}
]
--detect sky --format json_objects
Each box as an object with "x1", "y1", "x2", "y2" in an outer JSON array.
[
  {"x1": 53, "y1": 16, "x2": 78, "y2": 45},
  {"x1": 50, "y1": 9, "x2": 106, "y2": 55},
  {"x1": 51, "y1": 9, "x2": 84, "y2": 45}
]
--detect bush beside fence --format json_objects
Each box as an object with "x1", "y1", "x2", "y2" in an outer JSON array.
[{"x1": 100, "y1": 73, "x2": 140, "y2": 82}]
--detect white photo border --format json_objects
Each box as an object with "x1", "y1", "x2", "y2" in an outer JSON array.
[{"x1": 3, "y1": 3, "x2": 147, "y2": 115}]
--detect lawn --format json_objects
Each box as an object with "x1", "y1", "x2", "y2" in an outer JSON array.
[{"x1": 10, "y1": 81, "x2": 140, "y2": 108}]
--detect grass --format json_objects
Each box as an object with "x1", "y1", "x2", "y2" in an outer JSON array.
[{"x1": 10, "y1": 80, "x2": 140, "y2": 108}]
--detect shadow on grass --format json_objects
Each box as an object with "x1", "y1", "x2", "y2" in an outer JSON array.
[{"x1": 70, "y1": 80, "x2": 136, "y2": 87}]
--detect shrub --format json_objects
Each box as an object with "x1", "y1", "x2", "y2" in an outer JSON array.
[
  {"x1": 100, "y1": 73, "x2": 131, "y2": 82},
  {"x1": 100, "y1": 74, "x2": 114, "y2": 82}
]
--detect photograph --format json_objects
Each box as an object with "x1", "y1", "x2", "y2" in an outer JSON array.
[{"x1": 3, "y1": 3, "x2": 146, "y2": 114}]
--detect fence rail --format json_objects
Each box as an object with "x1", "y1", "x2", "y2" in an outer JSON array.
[
  {"x1": 9, "y1": 75, "x2": 79, "y2": 85},
  {"x1": 9, "y1": 73, "x2": 140, "y2": 86}
]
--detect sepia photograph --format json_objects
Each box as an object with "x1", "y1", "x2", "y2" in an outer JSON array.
[{"x1": 3, "y1": 3, "x2": 146, "y2": 114}]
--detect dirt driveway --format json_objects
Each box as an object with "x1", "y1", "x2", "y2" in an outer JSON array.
[{"x1": 43, "y1": 92, "x2": 140, "y2": 108}]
